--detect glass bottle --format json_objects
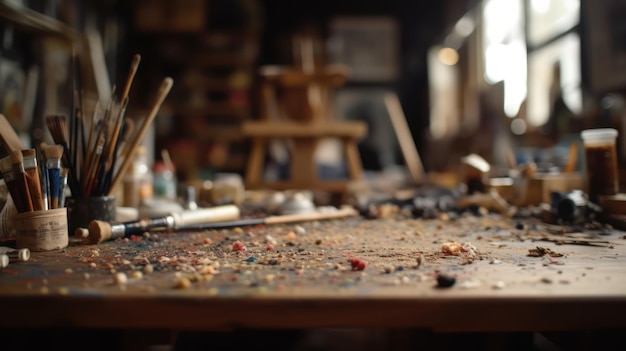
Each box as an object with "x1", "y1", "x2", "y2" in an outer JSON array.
[{"x1": 123, "y1": 146, "x2": 153, "y2": 208}]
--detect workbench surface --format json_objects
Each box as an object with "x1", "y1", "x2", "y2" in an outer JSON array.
[{"x1": 1, "y1": 210, "x2": 625, "y2": 333}]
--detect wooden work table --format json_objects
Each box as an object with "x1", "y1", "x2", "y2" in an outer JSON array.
[{"x1": 1, "y1": 207, "x2": 626, "y2": 348}]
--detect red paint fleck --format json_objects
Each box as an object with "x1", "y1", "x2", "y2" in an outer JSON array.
[
  {"x1": 203, "y1": 237, "x2": 212, "y2": 244},
  {"x1": 349, "y1": 257, "x2": 366, "y2": 271},
  {"x1": 266, "y1": 244, "x2": 274, "y2": 250},
  {"x1": 255, "y1": 224, "x2": 264, "y2": 229},
  {"x1": 130, "y1": 235, "x2": 142, "y2": 242},
  {"x1": 232, "y1": 241, "x2": 246, "y2": 251}
]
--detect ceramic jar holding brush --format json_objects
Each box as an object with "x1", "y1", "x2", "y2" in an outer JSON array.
[
  {"x1": 15, "y1": 208, "x2": 68, "y2": 251},
  {"x1": 66, "y1": 195, "x2": 117, "y2": 236}
]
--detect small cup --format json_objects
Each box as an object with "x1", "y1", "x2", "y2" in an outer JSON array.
[
  {"x1": 15, "y1": 208, "x2": 68, "y2": 251},
  {"x1": 66, "y1": 196, "x2": 117, "y2": 234},
  {"x1": 580, "y1": 128, "x2": 619, "y2": 202}
]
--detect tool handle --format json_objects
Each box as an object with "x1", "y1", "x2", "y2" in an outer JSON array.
[
  {"x1": 265, "y1": 206, "x2": 358, "y2": 225},
  {"x1": 171, "y1": 205, "x2": 240, "y2": 228},
  {"x1": 122, "y1": 217, "x2": 171, "y2": 237}
]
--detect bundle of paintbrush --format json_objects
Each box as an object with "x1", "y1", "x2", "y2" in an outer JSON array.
[
  {"x1": 40, "y1": 144, "x2": 68, "y2": 209},
  {"x1": 42, "y1": 54, "x2": 145, "y2": 199},
  {"x1": 43, "y1": 54, "x2": 175, "y2": 203},
  {"x1": 0, "y1": 148, "x2": 47, "y2": 213}
]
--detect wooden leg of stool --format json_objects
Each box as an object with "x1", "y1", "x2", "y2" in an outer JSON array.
[
  {"x1": 245, "y1": 138, "x2": 267, "y2": 187},
  {"x1": 290, "y1": 138, "x2": 318, "y2": 188},
  {"x1": 344, "y1": 139, "x2": 363, "y2": 180}
]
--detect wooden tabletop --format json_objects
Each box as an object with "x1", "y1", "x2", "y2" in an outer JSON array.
[{"x1": 1, "y1": 210, "x2": 625, "y2": 332}]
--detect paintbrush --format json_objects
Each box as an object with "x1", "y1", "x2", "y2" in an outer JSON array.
[
  {"x1": 100, "y1": 53, "x2": 140, "y2": 181},
  {"x1": 40, "y1": 155, "x2": 49, "y2": 210},
  {"x1": 82, "y1": 205, "x2": 360, "y2": 244},
  {"x1": 121, "y1": 54, "x2": 141, "y2": 102},
  {"x1": 10, "y1": 150, "x2": 33, "y2": 212},
  {"x1": 38, "y1": 142, "x2": 49, "y2": 210},
  {"x1": 103, "y1": 116, "x2": 134, "y2": 195},
  {"x1": 21, "y1": 148, "x2": 44, "y2": 211},
  {"x1": 85, "y1": 99, "x2": 101, "y2": 173},
  {"x1": 176, "y1": 206, "x2": 359, "y2": 231},
  {"x1": 45, "y1": 114, "x2": 81, "y2": 197},
  {"x1": 45, "y1": 114, "x2": 69, "y2": 149},
  {"x1": 0, "y1": 155, "x2": 28, "y2": 213},
  {"x1": 82, "y1": 204, "x2": 240, "y2": 244},
  {"x1": 84, "y1": 134, "x2": 105, "y2": 196},
  {"x1": 43, "y1": 144, "x2": 64, "y2": 209},
  {"x1": 112, "y1": 118, "x2": 135, "y2": 176},
  {"x1": 108, "y1": 77, "x2": 174, "y2": 196},
  {"x1": 101, "y1": 96, "x2": 129, "y2": 186}
]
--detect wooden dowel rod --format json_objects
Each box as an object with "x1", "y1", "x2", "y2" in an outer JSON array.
[
  {"x1": 120, "y1": 54, "x2": 141, "y2": 103},
  {"x1": 108, "y1": 77, "x2": 173, "y2": 195}
]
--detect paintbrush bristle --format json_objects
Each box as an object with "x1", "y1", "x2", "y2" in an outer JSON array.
[
  {"x1": 45, "y1": 115, "x2": 69, "y2": 145},
  {"x1": 43, "y1": 144, "x2": 64, "y2": 160},
  {"x1": 22, "y1": 148, "x2": 36, "y2": 158}
]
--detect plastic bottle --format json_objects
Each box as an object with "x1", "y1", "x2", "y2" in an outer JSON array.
[{"x1": 152, "y1": 160, "x2": 177, "y2": 200}]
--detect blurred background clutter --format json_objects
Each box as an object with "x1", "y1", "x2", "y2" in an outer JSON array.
[{"x1": 1, "y1": 0, "x2": 625, "y2": 207}]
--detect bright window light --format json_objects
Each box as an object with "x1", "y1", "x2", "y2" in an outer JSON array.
[
  {"x1": 482, "y1": 0, "x2": 526, "y2": 117},
  {"x1": 528, "y1": 0, "x2": 580, "y2": 45},
  {"x1": 527, "y1": 32, "x2": 581, "y2": 127},
  {"x1": 531, "y1": 0, "x2": 550, "y2": 14}
]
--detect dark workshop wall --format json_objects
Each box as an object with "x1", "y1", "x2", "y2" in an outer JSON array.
[{"x1": 256, "y1": 0, "x2": 459, "y2": 171}]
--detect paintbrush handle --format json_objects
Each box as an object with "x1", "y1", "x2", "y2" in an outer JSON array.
[
  {"x1": 40, "y1": 161, "x2": 49, "y2": 210},
  {"x1": 171, "y1": 205, "x2": 241, "y2": 228},
  {"x1": 175, "y1": 207, "x2": 358, "y2": 231},
  {"x1": 23, "y1": 156, "x2": 44, "y2": 211},
  {"x1": 47, "y1": 167, "x2": 61, "y2": 209},
  {"x1": 108, "y1": 77, "x2": 173, "y2": 196},
  {"x1": 61, "y1": 147, "x2": 81, "y2": 198},
  {"x1": 121, "y1": 54, "x2": 141, "y2": 102},
  {"x1": 117, "y1": 217, "x2": 172, "y2": 238},
  {"x1": 264, "y1": 206, "x2": 359, "y2": 225},
  {"x1": 58, "y1": 171, "x2": 68, "y2": 208},
  {"x1": 176, "y1": 218, "x2": 265, "y2": 231},
  {"x1": 17, "y1": 174, "x2": 33, "y2": 212},
  {"x1": 3, "y1": 172, "x2": 28, "y2": 213}
]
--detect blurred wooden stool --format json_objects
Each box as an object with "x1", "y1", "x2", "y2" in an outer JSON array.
[{"x1": 242, "y1": 64, "x2": 367, "y2": 192}]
